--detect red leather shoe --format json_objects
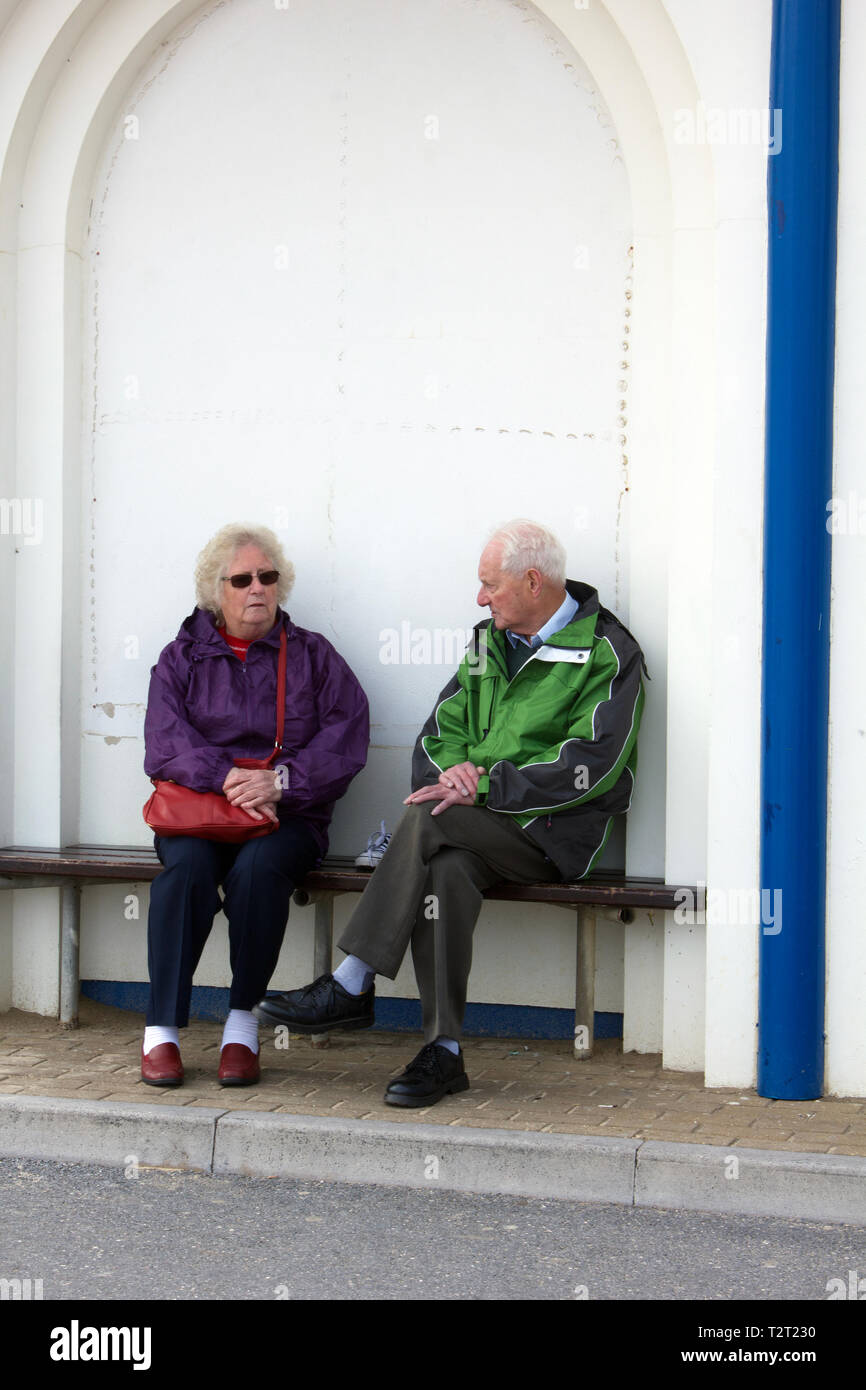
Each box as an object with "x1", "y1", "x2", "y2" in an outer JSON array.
[
  {"x1": 141, "y1": 1042, "x2": 184, "y2": 1087},
  {"x1": 218, "y1": 1043, "x2": 261, "y2": 1087}
]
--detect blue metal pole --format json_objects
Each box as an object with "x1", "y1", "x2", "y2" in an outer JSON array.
[{"x1": 758, "y1": 0, "x2": 840, "y2": 1099}]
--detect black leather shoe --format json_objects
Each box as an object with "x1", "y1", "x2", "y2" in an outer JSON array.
[
  {"x1": 384, "y1": 1042, "x2": 470, "y2": 1107},
  {"x1": 253, "y1": 973, "x2": 374, "y2": 1033}
]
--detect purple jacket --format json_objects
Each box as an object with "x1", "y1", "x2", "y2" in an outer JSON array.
[{"x1": 144, "y1": 607, "x2": 369, "y2": 855}]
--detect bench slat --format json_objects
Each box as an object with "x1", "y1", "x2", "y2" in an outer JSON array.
[
  {"x1": 0, "y1": 846, "x2": 163, "y2": 880},
  {"x1": 0, "y1": 846, "x2": 692, "y2": 909}
]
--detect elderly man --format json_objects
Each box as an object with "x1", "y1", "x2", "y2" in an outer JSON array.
[{"x1": 255, "y1": 519, "x2": 645, "y2": 1106}]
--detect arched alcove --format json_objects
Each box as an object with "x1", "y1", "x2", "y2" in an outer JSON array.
[{"x1": 79, "y1": 0, "x2": 634, "y2": 857}]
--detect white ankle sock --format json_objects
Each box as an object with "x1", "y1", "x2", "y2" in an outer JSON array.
[
  {"x1": 333, "y1": 955, "x2": 376, "y2": 996},
  {"x1": 434, "y1": 1036, "x2": 460, "y2": 1056},
  {"x1": 221, "y1": 1009, "x2": 259, "y2": 1054},
  {"x1": 143, "y1": 1025, "x2": 179, "y2": 1055}
]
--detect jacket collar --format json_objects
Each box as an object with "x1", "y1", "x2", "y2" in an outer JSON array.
[
  {"x1": 180, "y1": 606, "x2": 295, "y2": 658},
  {"x1": 469, "y1": 580, "x2": 600, "y2": 666},
  {"x1": 564, "y1": 579, "x2": 600, "y2": 616},
  {"x1": 541, "y1": 581, "x2": 600, "y2": 648}
]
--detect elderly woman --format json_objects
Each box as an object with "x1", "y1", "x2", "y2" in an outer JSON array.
[{"x1": 141, "y1": 523, "x2": 369, "y2": 1087}]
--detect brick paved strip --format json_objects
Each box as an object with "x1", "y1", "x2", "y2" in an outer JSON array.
[
  {"x1": 449, "y1": 1117, "x2": 550, "y2": 1132},
  {"x1": 689, "y1": 1130, "x2": 739, "y2": 1146},
  {"x1": 636, "y1": 1129, "x2": 707, "y2": 1144},
  {"x1": 805, "y1": 1103, "x2": 865, "y2": 1117},
  {"x1": 597, "y1": 1108, "x2": 666, "y2": 1125},
  {"x1": 782, "y1": 1135, "x2": 833, "y2": 1152},
  {"x1": 733, "y1": 1137, "x2": 799, "y2": 1150},
  {"x1": 539, "y1": 1122, "x2": 614, "y2": 1136},
  {"x1": 788, "y1": 1115, "x2": 866, "y2": 1132}
]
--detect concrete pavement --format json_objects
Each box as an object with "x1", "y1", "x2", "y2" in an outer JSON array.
[{"x1": 1, "y1": 1000, "x2": 865, "y2": 1224}]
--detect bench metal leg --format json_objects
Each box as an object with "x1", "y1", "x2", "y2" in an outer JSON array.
[
  {"x1": 311, "y1": 894, "x2": 335, "y2": 1048},
  {"x1": 313, "y1": 896, "x2": 334, "y2": 978},
  {"x1": 575, "y1": 907, "x2": 596, "y2": 1059},
  {"x1": 60, "y1": 884, "x2": 81, "y2": 1030}
]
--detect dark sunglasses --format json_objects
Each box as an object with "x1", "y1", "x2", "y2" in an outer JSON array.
[{"x1": 221, "y1": 570, "x2": 280, "y2": 589}]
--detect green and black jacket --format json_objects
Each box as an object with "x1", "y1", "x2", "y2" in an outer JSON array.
[{"x1": 411, "y1": 581, "x2": 646, "y2": 880}]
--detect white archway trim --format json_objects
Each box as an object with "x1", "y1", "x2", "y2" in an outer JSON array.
[{"x1": 534, "y1": 0, "x2": 721, "y2": 1071}]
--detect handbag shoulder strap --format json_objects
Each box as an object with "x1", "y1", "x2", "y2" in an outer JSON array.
[{"x1": 264, "y1": 626, "x2": 288, "y2": 767}]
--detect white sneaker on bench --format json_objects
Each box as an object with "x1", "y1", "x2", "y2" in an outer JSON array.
[{"x1": 354, "y1": 819, "x2": 391, "y2": 868}]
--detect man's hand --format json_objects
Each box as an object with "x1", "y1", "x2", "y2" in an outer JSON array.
[
  {"x1": 222, "y1": 768, "x2": 281, "y2": 823},
  {"x1": 404, "y1": 781, "x2": 478, "y2": 817},
  {"x1": 437, "y1": 762, "x2": 486, "y2": 799}
]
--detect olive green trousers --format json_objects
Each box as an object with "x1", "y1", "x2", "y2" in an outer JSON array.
[{"x1": 337, "y1": 802, "x2": 560, "y2": 1042}]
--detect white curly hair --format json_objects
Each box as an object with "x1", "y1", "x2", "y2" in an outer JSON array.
[{"x1": 194, "y1": 523, "x2": 295, "y2": 623}]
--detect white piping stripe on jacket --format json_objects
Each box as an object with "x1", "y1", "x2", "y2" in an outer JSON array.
[{"x1": 421, "y1": 684, "x2": 465, "y2": 777}]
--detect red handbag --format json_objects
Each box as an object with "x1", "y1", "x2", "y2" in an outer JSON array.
[{"x1": 143, "y1": 627, "x2": 287, "y2": 843}]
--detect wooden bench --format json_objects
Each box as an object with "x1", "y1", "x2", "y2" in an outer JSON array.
[
  {"x1": 0, "y1": 845, "x2": 693, "y2": 1057},
  {"x1": 0, "y1": 847, "x2": 164, "y2": 1032}
]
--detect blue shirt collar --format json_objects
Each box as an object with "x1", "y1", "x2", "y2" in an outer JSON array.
[{"x1": 506, "y1": 590, "x2": 579, "y2": 649}]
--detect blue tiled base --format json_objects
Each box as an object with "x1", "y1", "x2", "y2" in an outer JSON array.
[{"x1": 81, "y1": 980, "x2": 623, "y2": 1041}]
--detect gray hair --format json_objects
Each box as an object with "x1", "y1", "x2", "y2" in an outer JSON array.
[
  {"x1": 487, "y1": 519, "x2": 567, "y2": 585},
  {"x1": 194, "y1": 522, "x2": 295, "y2": 622}
]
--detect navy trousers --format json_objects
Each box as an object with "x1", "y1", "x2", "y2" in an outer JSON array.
[{"x1": 146, "y1": 818, "x2": 319, "y2": 1027}]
